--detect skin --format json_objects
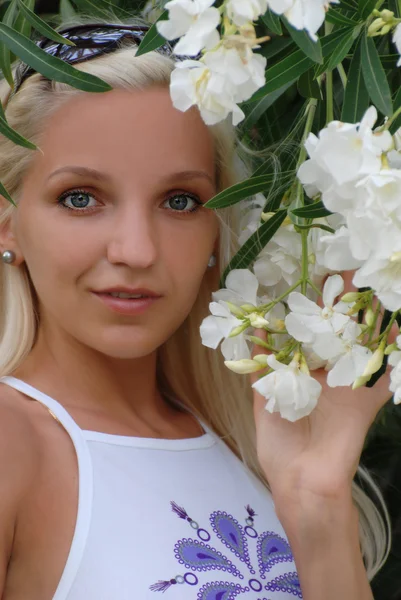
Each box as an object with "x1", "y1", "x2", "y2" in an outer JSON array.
[
  {"x1": 1, "y1": 85, "x2": 219, "y2": 438},
  {"x1": 0, "y1": 84, "x2": 395, "y2": 599}
]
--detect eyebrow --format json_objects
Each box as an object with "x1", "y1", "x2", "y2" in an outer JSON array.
[{"x1": 47, "y1": 166, "x2": 215, "y2": 186}]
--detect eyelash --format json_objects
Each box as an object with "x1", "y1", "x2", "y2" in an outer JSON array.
[{"x1": 56, "y1": 188, "x2": 202, "y2": 216}]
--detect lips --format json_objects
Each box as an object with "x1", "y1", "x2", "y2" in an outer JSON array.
[{"x1": 94, "y1": 287, "x2": 161, "y2": 298}]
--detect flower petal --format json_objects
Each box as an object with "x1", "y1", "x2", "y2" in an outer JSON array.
[{"x1": 322, "y1": 274, "x2": 344, "y2": 308}]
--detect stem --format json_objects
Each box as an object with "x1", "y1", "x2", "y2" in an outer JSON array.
[
  {"x1": 385, "y1": 104, "x2": 401, "y2": 130},
  {"x1": 368, "y1": 301, "x2": 382, "y2": 342},
  {"x1": 326, "y1": 69, "x2": 334, "y2": 123},
  {"x1": 259, "y1": 279, "x2": 302, "y2": 311},
  {"x1": 337, "y1": 63, "x2": 347, "y2": 89},
  {"x1": 307, "y1": 278, "x2": 322, "y2": 296},
  {"x1": 300, "y1": 229, "x2": 309, "y2": 294}
]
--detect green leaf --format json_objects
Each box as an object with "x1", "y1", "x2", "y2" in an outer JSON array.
[
  {"x1": 205, "y1": 172, "x2": 294, "y2": 209},
  {"x1": 259, "y1": 36, "x2": 293, "y2": 60},
  {"x1": 260, "y1": 10, "x2": 282, "y2": 35},
  {"x1": 13, "y1": 0, "x2": 35, "y2": 42},
  {"x1": 16, "y1": 0, "x2": 75, "y2": 46},
  {"x1": 239, "y1": 81, "x2": 294, "y2": 131},
  {"x1": 60, "y1": 0, "x2": 77, "y2": 21},
  {"x1": 220, "y1": 210, "x2": 288, "y2": 285},
  {"x1": 291, "y1": 201, "x2": 332, "y2": 218},
  {"x1": 282, "y1": 16, "x2": 323, "y2": 64},
  {"x1": 0, "y1": 180, "x2": 15, "y2": 206},
  {"x1": 361, "y1": 32, "x2": 393, "y2": 116},
  {"x1": 358, "y1": 0, "x2": 376, "y2": 19},
  {"x1": 0, "y1": 113, "x2": 35, "y2": 148},
  {"x1": 339, "y1": 0, "x2": 358, "y2": 10},
  {"x1": 251, "y1": 27, "x2": 354, "y2": 102},
  {"x1": 0, "y1": 0, "x2": 18, "y2": 88},
  {"x1": 315, "y1": 26, "x2": 357, "y2": 76},
  {"x1": 135, "y1": 10, "x2": 168, "y2": 57},
  {"x1": 0, "y1": 23, "x2": 112, "y2": 93},
  {"x1": 298, "y1": 68, "x2": 321, "y2": 99},
  {"x1": 342, "y1": 36, "x2": 369, "y2": 122},
  {"x1": 326, "y1": 8, "x2": 360, "y2": 26}
]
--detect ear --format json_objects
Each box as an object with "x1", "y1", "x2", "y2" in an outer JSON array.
[{"x1": 0, "y1": 195, "x2": 24, "y2": 266}]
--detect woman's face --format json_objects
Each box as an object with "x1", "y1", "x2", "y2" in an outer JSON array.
[{"x1": 7, "y1": 86, "x2": 219, "y2": 359}]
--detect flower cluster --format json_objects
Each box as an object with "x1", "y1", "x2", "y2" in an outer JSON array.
[
  {"x1": 156, "y1": 0, "x2": 338, "y2": 125},
  {"x1": 200, "y1": 107, "x2": 401, "y2": 422}
]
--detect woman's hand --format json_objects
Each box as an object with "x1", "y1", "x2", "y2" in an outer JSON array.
[
  {"x1": 250, "y1": 271, "x2": 397, "y2": 511},
  {"x1": 250, "y1": 271, "x2": 395, "y2": 599}
]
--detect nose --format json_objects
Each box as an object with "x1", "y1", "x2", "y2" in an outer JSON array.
[{"x1": 106, "y1": 203, "x2": 158, "y2": 269}]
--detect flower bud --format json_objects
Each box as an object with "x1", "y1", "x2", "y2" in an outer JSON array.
[
  {"x1": 249, "y1": 312, "x2": 269, "y2": 328},
  {"x1": 362, "y1": 345, "x2": 385, "y2": 377},
  {"x1": 261, "y1": 211, "x2": 275, "y2": 222},
  {"x1": 352, "y1": 375, "x2": 371, "y2": 390},
  {"x1": 229, "y1": 322, "x2": 250, "y2": 337},
  {"x1": 225, "y1": 301, "x2": 245, "y2": 318},
  {"x1": 381, "y1": 9, "x2": 395, "y2": 21},
  {"x1": 368, "y1": 18, "x2": 385, "y2": 35},
  {"x1": 385, "y1": 342, "x2": 398, "y2": 355},
  {"x1": 341, "y1": 292, "x2": 360, "y2": 303},
  {"x1": 365, "y1": 308, "x2": 375, "y2": 327},
  {"x1": 224, "y1": 359, "x2": 265, "y2": 374},
  {"x1": 253, "y1": 354, "x2": 269, "y2": 366},
  {"x1": 240, "y1": 303, "x2": 257, "y2": 313}
]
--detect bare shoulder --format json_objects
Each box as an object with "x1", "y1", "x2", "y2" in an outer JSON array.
[{"x1": 0, "y1": 384, "x2": 41, "y2": 593}]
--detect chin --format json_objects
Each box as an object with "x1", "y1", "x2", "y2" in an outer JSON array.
[{"x1": 86, "y1": 328, "x2": 172, "y2": 360}]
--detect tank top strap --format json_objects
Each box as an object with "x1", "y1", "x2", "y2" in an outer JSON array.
[{"x1": 0, "y1": 375, "x2": 93, "y2": 600}]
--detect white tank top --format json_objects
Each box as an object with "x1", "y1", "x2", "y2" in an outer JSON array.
[{"x1": 1, "y1": 376, "x2": 302, "y2": 600}]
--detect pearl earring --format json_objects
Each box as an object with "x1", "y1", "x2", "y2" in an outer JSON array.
[
  {"x1": 207, "y1": 254, "x2": 216, "y2": 268},
  {"x1": 1, "y1": 250, "x2": 16, "y2": 264}
]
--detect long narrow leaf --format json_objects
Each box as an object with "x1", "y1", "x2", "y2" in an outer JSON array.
[
  {"x1": 136, "y1": 10, "x2": 169, "y2": 57},
  {"x1": 220, "y1": 210, "x2": 287, "y2": 285},
  {"x1": 0, "y1": 113, "x2": 36, "y2": 148},
  {"x1": 0, "y1": 0, "x2": 18, "y2": 87},
  {"x1": 282, "y1": 17, "x2": 323, "y2": 64},
  {"x1": 315, "y1": 26, "x2": 357, "y2": 76},
  {"x1": 0, "y1": 180, "x2": 15, "y2": 206},
  {"x1": 60, "y1": 0, "x2": 77, "y2": 20},
  {"x1": 342, "y1": 36, "x2": 369, "y2": 122},
  {"x1": 12, "y1": 0, "x2": 35, "y2": 44},
  {"x1": 252, "y1": 27, "x2": 354, "y2": 102},
  {"x1": 240, "y1": 81, "x2": 294, "y2": 131},
  {"x1": 326, "y1": 9, "x2": 360, "y2": 26},
  {"x1": 260, "y1": 10, "x2": 282, "y2": 35},
  {"x1": 0, "y1": 24, "x2": 112, "y2": 93},
  {"x1": 16, "y1": 0, "x2": 75, "y2": 46},
  {"x1": 358, "y1": 0, "x2": 376, "y2": 19},
  {"x1": 291, "y1": 201, "x2": 332, "y2": 218},
  {"x1": 361, "y1": 32, "x2": 393, "y2": 116},
  {"x1": 205, "y1": 172, "x2": 294, "y2": 209}
]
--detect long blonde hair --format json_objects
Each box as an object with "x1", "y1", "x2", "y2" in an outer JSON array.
[{"x1": 0, "y1": 15, "x2": 391, "y2": 580}]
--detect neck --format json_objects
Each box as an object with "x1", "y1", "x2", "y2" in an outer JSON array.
[{"x1": 11, "y1": 322, "x2": 182, "y2": 434}]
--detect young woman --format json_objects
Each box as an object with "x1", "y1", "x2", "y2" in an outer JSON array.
[{"x1": 0, "y1": 18, "x2": 392, "y2": 600}]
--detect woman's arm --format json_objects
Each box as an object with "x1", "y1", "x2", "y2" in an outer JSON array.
[{"x1": 276, "y1": 489, "x2": 373, "y2": 600}]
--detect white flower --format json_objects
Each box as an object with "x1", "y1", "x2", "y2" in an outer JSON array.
[
  {"x1": 156, "y1": 0, "x2": 220, "y2": 55},
  {"x1": 298, "y1": 107, "x2": 393, "y2": 214},
  {"x1": 352, "y1": 241, "x2": 401, "y2": 311},
  {"x1": 312, "y1": 321, "x2": 372, "y2": 387},
  {"x1": 226, "y1": 0, "x2": 269, "y2": 26},
  {"x1": 320, "y1": 226, "x2": 364, "y2": 270},
  {"x1": 285, "y1": 274, "x2": 350, "y2": 344},
  {"x1": 203, "y1": 44, "x2": 266, "y2": 103},
  {"x1": 252, "y1": 354, "x2": 322, "y2": 422},
  {"x1": 268, "y1": 0, "x2": 339, "y2": 41},
  {"x1": 200, "y1": 269, "x2": 261, "y2": 360},
  {"x1": 393, "y1": 23, "x2": 401, "y2": 67},
  {"x1": 170, "y1": 60, "x2": 245, "y2": 125},
  {"x1": 254, "y1": 226, "x2": 302, "y2": 293}
]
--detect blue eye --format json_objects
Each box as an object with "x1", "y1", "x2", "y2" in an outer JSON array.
[
  {"x1": 164, "y1": 193, "x2": 201, "y2": 213},
  {"x1": 58, "y1": 189, "x2": 97, "y2": 211}
]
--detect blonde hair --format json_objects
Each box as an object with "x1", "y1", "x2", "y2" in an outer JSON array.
[{"x1": 0, "y1": 16, "x2": 391, "y2": 580}]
